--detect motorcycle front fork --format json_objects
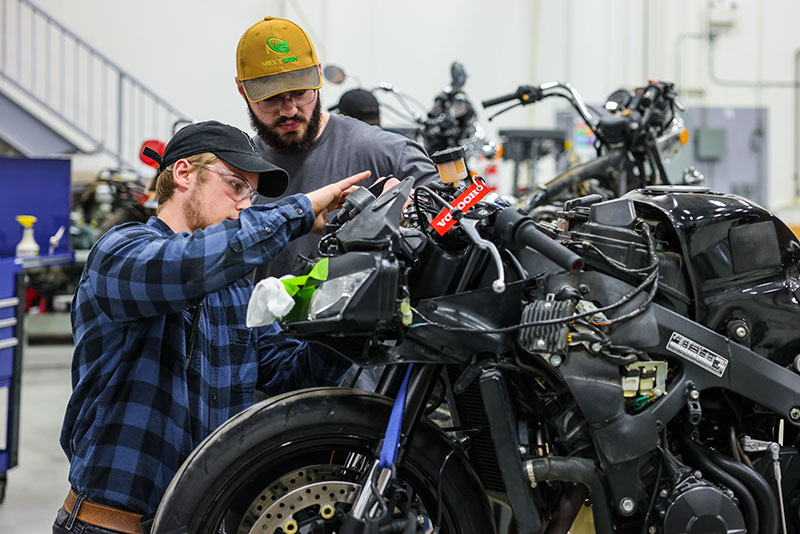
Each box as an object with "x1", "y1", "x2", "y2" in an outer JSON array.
[{"x1": 348, "y1": 362, "x2": 443, "y2": 523}]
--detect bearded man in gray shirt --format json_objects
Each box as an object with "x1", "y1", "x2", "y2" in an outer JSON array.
[{"x1": 235, "y1": 16, "x2": 438, "y2": 280}]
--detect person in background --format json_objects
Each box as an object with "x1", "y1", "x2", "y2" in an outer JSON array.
[
  {"x1": 234, "y1": 16, "x2": 438, "y2": 280},
  {"x1": 54, "y1": 120, "x2": 369, "y2": 533},
  {"x1": 330, "y1": 88, "x2": 381, "y2": 126}
]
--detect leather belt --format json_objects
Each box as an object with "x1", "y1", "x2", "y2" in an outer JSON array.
[{"x1": 64, "y1": 488, "x2": 143, "y2": 534}]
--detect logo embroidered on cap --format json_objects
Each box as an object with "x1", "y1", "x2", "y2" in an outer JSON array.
[
  {"x1": 266, "y1": 38, "x2": 289, "y2": 55},
  {"x1": 240, "y1": 131, "x2": 258, "y2": 153},
  {"x1": 261, "y1": 37, "x2": 299, "y2": 67}
]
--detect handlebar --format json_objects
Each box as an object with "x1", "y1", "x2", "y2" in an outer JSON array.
[
  {"x1": 481, "y1": 84, "x2": 545, "y2": 109},
  {"x1": 374, "y1": 82, "x2": 427, "y2": 124},
  {"x1": 481, "y1": 92, "x2": 522, "y2": 108},
  {"x1": 495, "y1": 208, "x2": 583, "y2": 272},
  {"x1": 482, "y1": 82, "x2": 599, "y2": 134}
]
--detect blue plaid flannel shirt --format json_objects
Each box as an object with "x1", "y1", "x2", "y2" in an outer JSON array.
[{"x1": 59, "y1": 194, "x2": 350, "y2": 516}]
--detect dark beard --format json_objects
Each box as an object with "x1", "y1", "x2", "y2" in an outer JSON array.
[{"x1": 249, "y1": 97, "x2": 322, "y2": 155}]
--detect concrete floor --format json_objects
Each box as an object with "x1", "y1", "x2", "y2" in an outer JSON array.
[{"x1": 0, "y1": 342, "x2": 73, "y2": 533}]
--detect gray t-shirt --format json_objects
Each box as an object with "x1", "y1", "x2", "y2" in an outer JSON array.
[{"x1": 254, "y1": 114, "x2": 438, "y2": 279}]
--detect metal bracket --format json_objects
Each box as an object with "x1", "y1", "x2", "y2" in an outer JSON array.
[
  {"x1": 740, "y1": 437, "x2": 788, "y2": 533},
  {"x1": 686, "y1": 386, "x2": 702, "y2": 425}
]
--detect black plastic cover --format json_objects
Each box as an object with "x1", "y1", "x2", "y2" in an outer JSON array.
[
  {"x1": 588, "y1": 198, "x2": 637, "y2": 228},
  {"x1": 624, "y1": 187, "x2": 800, "y2": 362}
]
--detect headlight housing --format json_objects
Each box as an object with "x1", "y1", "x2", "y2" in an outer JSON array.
[
  {"x1": 282, "y1": 251, "x2": 400, "y2": 337},
  {"x1": 308, "y1": 268, "x2": 374, "y2": 320},
  {"x1": 656, "y1": 114, "x2": 689, "y2": 163}
]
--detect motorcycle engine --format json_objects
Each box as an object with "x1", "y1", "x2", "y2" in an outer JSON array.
[
  {"x1": 557, "y1": 188, "x2": 800, "y2": 362},
  {"x1": 654, "y1": 471, "x2": 745, "y2": 534}
]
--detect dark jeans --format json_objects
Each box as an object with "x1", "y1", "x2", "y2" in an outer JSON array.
[{"x1": 53, "y1": 505, "x2": 153, "y2": 534}]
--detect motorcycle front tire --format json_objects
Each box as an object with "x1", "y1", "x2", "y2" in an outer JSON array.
[{"x1": 152, "y1": 387, "x2": 495, "y2": 534}]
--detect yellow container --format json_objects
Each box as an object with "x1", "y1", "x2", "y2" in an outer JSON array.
[
  {"x1": 431, "y1": 146, "x2": 468, "y2": 184},
  {"x1": 15, "y1": 215, "x2": 39, "y2": 257}
]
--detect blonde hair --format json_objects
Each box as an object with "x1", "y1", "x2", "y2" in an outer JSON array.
[{"x1": 154, "y1": 152, "x2": 218, "y2": 210}]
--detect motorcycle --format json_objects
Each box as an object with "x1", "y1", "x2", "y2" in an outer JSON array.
[
  {"x1": 325, "y1": 62, "x2": 501, "y2": 183},
  {"x1": 74, "y1": 167, "x2": 155, "y2": 236},
  {"x1": 482, "y1": 80, "x2": 691, "y2": 219},
  {"x1": 153, "y1": 148, "x2": 800, "y2": 533},
  {"x1": 73, "y1": 138, "x2": 166, "y2": 248}
]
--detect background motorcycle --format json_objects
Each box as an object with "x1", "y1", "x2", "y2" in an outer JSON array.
[
  {"x1": 153, "y1": 155, "x2": 800, "y2": 534},
  {"x1": 483, "y1": 80, "x2": 692, "y2": 219},
  {"x1": 72, "y1": 166, "x2": 155, "y2": 242},
  {"x1": 72, "y1": 138, "x2": 166, "y2": 249},
  {"x1": 325, "y1": 62, "x2": 502, "y2": 182}
]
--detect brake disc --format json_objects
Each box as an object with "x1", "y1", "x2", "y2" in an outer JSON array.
[{"x1": 237, "y1": 465, "x2": 361, "y2": 534}]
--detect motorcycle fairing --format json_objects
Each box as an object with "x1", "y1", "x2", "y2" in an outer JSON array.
[{"x1": 627, "y1": 188, "x2": 800, "y2": 362}]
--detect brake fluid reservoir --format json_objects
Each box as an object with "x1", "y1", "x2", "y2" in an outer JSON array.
[{"x1": 432, "y1": 146, "x2": 467, "y2": 184}]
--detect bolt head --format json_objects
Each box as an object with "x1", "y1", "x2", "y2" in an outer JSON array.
[
  {"x1": 620, "y1": 498, "x2": 635, "y2": 513},
  {"x1": 690, "y1": 389, "x2": 700, "y2": 400},
  {"x1": 659, "y1": 489, "x2": 669, "y2": 498},
  {"x1": 536, "y1": 339, "x2": 546, "y2": 348},
  {"x1": 791, "y1": 408, "x2": 800, "y2": 420},
  {"x1": 734, "y1": 326, "x2": 747, "y2": 338},
  {"x1": 550, "y1": 354, "x2": 563, "y2": 367}
]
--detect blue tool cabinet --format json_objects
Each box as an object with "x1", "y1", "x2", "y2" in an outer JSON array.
[
  {"x1": 0, "y1": 257, "x2": 22, "y2": 503},
  {"x1": 0, "y1": 156, "x2": 72, "y2": 502}
]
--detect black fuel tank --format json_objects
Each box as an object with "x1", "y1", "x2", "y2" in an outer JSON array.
[{"x1": 624, "y1": 186, "x2": 800, "y2": 363}]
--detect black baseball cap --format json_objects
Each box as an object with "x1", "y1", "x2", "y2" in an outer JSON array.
[
  {"x1": 142, "y1": 120, "x2": 289, "y2": 197},
  {"x1": 331, "y1": 89, "x2": 380, "y2": 125}
]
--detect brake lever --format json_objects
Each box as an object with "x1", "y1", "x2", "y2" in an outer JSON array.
[
  {"x1": 459, "y1": 218, "x2": 506, "y2": 293},
  {"x1": 486, "y1": 101, "x2": 523, "y2": 122}
]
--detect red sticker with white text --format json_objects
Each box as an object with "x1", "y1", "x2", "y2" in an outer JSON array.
[{"x1": 429, "y1": 180, "x2": 489, "y2": 236}]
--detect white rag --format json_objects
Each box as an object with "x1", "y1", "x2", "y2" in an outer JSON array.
[{"x1": 246, "y1": 277, "x2": 296, "y2": 327}]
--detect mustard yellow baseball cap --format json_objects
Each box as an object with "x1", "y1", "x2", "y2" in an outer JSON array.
[{"x1": 236, "y1": 17, "x2": 322, "y2": 103}]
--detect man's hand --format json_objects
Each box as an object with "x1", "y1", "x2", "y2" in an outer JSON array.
[{"x1": 305, "y1": 170, "x2": 371, "y2": 233}]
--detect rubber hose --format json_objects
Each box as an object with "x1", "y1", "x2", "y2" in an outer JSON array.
[
  {"x1": 710, "y1": 450, "x2": 780, "y2": 534},
  {"x1": 680, "y1": 436, "x2": 759, "y2": 534},
  {"x1": 528, "y1": 457, "x2": 614, "y2": 534}
]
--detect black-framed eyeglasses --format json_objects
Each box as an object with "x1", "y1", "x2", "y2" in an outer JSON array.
[
  {"x1": 256, "y1": 89, "x2": 317, "y2": 113},
  {"x1": 193, "y1": 163, "x2": 258, "y2": 203}
]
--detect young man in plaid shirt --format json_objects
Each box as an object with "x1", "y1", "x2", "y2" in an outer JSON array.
[{"x1": 54, "y1": 120, "x2": 370, "y2": 533}]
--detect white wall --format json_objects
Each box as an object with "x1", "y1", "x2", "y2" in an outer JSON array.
[{"x1": 20, "y1": 0, "x2": 800, "y2": 212}]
